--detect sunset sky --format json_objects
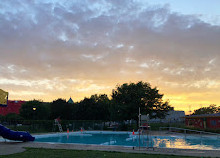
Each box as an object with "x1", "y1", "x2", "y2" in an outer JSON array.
[{"x1": 0, "y1": 0, "x2": 220, "y2": 113}]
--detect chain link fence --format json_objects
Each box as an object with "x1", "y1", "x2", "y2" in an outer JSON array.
[{"x1": 0, "y1": 119, "x2": 138, "y2": 133}]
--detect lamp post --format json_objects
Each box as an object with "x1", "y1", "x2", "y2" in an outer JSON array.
[
  {"x1": 32, "y1": 107, "x2": 37, "y2": 130},
  {"x1": 138, "y1": 107, "x2": 141, "y2": 150},
  {"x1": 33, "y1": 107, "x2": 36, "y2": 120}
]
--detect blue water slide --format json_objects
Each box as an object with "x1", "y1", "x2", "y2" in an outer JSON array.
[{"x1": 0, "y1": 124, "x2": 35, "y2": 142}]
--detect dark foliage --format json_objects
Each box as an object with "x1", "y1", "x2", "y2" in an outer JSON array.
[
  {"x1": 193, "y1": 104, "x2": 220, "y2": 115},
  {"x1": 50, "y1": 98, "x2": 73, "y2": 120},
  {"x1": 111, "y1": 81, "x2": 173, "y2": 121},
  {"x1": 74, "y1": 94, "x2": 110, "y2": 120},
  {"x1": 19, "y1": 100, "x2": 50, "y2": 120}
]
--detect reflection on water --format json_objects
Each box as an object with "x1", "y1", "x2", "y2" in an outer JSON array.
[
  {"x1": 141, "y1": 135, "x2": 220, "y2": 150},
  {"x1": 35, "y1": 133, "x2": 220, "y2": 150}
]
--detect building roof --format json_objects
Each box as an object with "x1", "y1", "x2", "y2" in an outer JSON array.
[
  {"x1": 185, "y1": 113, "x2": 220, "y2": 118},
  {"x1": 67, "y1": 97, "x2": 74, "y2": 104}
]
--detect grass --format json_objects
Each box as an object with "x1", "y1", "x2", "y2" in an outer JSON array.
[{"x1": 0, "y1": 148, "x2": 198, "y2": 158}]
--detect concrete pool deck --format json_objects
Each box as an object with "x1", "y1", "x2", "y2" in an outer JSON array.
[
  {"x1": 1, "y1": 141, "x2": 220, "y2": 157},
  {"x1": 1, "y1": 131, "x2": 220, "y2": 157}
]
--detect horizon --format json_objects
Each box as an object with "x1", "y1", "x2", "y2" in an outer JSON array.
[
  {"x1": 5, "y1": 85, "x2": 215, "y2": 115},
  {"x1": 1, "y1": 0, "x2": 220, "y2": 114}
]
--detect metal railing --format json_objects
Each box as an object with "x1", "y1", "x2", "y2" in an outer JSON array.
[{"x1": 159, "y1": 127, "x2": 220, "y2": 138}]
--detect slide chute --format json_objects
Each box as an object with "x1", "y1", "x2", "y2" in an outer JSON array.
[
  {"x1": 0, "y1": 124, "x2": 35, "y2": 142},
  {"x1": 0, "y1": 89, "x2": 35, "y2": 142}
]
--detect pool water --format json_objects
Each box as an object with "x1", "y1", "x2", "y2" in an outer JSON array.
[{"x1": 34, "y1": 131, "x2": 220, "y2": 150}]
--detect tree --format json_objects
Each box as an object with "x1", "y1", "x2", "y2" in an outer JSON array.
[
  {"x1": 50, "y1": 98, "x2": 74, "y2": 120},
  {"x1": 19, "y1": 100, "x2": 50, "y2": 120},
  {"x1": 74, "y1": 94, "x2": 110, "y2": 120},
  {"x1": 193, "y1": 104, "x2": 220, "y2": 115},
  {"x1": 3, "y1": 113, "x2": 23, "y2": 124},
  {"x1": 111, "y1": 81, "x2": 173, "y2": 121},
  {"x1": 4, "y1": 113, "x2": 23, "y2": 121},
  {"x1": 90, "y1": 94, "x2": 110, "y2": 120}
]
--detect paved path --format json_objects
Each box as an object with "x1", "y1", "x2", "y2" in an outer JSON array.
[
  {"x1": 0, "y1": 142, "x2": 26, "y2": 155},
  {"x1": 1, "y1": 141, "x2": 220, "y2": 157}
]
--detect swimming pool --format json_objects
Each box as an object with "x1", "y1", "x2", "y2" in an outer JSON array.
[{"x1": 34, "y1": 131, "x2": 220, "y2": 150}]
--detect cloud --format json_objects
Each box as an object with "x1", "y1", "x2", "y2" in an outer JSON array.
[{"x1": 0, "y1": 0, "x2": 220, "y2": 111}]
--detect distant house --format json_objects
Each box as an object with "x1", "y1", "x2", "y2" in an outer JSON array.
[
  {"x1": 149, "y1": 110, "x2": 185, "y2": 123},
  {"x1": 0, "y1": 100, "x2": 25, "y2": 116},
  {"x1": 185, "y1": 113, "x2": 220, "y2": 129},
  {"x1": 165, "y1": 110, "x2": 185, "y2": 122},
  {"x1": 67, "y1": 97, "x2": 74, "y2": 104}
]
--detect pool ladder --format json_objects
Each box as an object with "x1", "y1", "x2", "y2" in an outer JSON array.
[
  {"x1": 138, "y1": 128, "x2": 153, "y2": 148},
  {"x1": 143, "y1": 130, "x2": 153, "y2": 148},
  {"x1": 54, "y1": 119, "x2": 63, "y2": 132}
]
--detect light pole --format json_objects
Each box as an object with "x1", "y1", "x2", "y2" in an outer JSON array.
[
  {"x1": 138, "y1": 107, "x2": 141, "y2": 150},
  {"x1": 33, "y1": 107, "x2": 36, "y2": 120},
  {"x1": 32, "y1": 107, "x2": 37, "y2": 130}
]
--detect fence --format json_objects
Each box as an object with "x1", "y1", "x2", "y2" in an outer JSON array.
[
  {"x1": 0, "y1": 120, "x2": 138, "y2": 133},
  {"x1": 159, "y1": 127, "x2": 220, "y2": 138}
]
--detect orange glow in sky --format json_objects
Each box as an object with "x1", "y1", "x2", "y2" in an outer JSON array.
[{"x1": 1, "y1": 1, "x2": 220, "y2": 114}]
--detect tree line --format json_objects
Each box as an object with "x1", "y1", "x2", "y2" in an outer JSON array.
[
  {"x1": 1, "y1": 81, "x2": 219, "y2": 123},
  {"x1": 17, "y1": 81, "x2": 174, "y2": 121},
  {"x1": 192, "y1": 104, "x2": 220, "y2": 115}
]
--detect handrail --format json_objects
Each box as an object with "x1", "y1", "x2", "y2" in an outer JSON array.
[{"x1": 159, "y1": 127, "x2": 220, "y2": 137}]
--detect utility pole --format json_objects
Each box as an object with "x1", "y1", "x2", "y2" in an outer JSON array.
[
  {"x1": 138, "y1": 107, "x2": 141, "y2": 150},
  {"x1": 189, "y1": 105, "x2": 192, "y2": 115},
  {"x1": 139, "y1": 107, "x2": 141, "y2": 128}
]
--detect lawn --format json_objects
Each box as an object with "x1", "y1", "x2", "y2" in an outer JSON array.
[{"x1": 0, "y1": 148, "x2": 198, "y2": 158}]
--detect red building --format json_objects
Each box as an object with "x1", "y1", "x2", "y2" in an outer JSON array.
[
  {"x1": 185, "y1": 113, "x2": 220, "y2": 129},
  {"x1": 0, "y1": 100, "x2": 25, "y2": 116}
]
